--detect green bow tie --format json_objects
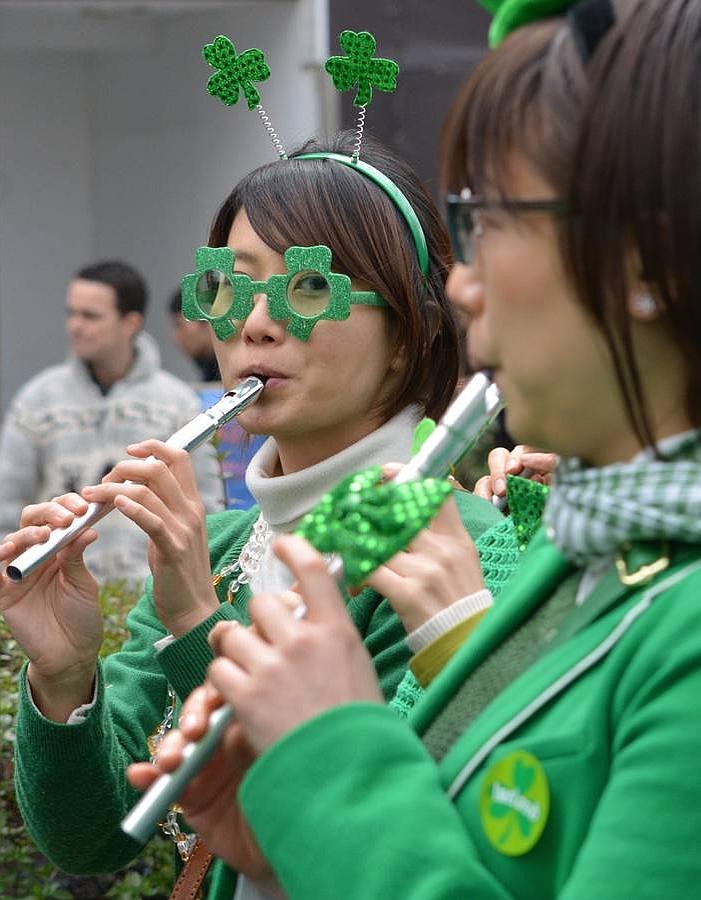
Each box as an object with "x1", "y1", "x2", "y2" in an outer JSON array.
[{"x1": 296, "y1": 465, "x2": 452, "y2": 586}]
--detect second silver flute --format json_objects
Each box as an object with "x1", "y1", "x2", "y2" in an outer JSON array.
[{"x1": 5, "y1": 376, "x2": 265, "y2": 582}]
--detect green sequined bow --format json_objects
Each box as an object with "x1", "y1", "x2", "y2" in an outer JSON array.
[
  {"x1": 325, "y1": 30, "x2": 399, "y2": 107},
  {"x1": 506, "y1": 474, "x2": 549, "y2": 551},
  {"x1": 296, "y1": 465, "x2": 452, "y2": 587},
  {"x1": 203, "y1": 35, "x2": 271, "y2": 109}
]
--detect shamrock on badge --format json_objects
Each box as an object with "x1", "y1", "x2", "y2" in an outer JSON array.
[
  {"x1": 325, "y1": 30, "x2": 399, "y2": 107},
  {"x1": 489, "y1": 757, "x2": 537, "y2": 844},
  {"x1": 203, "y1": 35, "x2": 271, "y2": 109},
  {"x1": 480, "y1": 750, "x2": 550, "y2": 857}
]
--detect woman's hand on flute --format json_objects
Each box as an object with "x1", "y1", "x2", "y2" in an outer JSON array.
[
  {"x1": 474, "y1": 444, "x2": 559, "y2": 505},
  {"x1": 363, "y1": 479, "x2": 485, "y2": 634},
  {"x1": 0, "y1": 494, "x2": 101, "y2": 721},
  {"x1": 128, "y1": 683, "x2": 277, "y2": 883},
  {"x1": 204, "y1": 535, "x2": 383, "y2": 755},
  {"x1": 82, "y1": 439, "x2": 218, "y2": 637}
]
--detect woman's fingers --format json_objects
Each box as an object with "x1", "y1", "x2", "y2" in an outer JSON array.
[
  {"x1": 420, "y1": 495, "x2": 464, "y2": 536},
  {"x1": 473, "y1": 474, "x2": 494, "y2": 501},
  {"x1": 177, "y1": 682, "x2": 224, "y2": 741},
  {"x1": 271, "y1": 535, "x2": 348, "y2": 625},
  {"x1": 517, "y1": 450, "x2": 559, "y2": 477},
  {"x1": 479, "y1": 445, "x2": 559, "y2": 502},
  {"x1": 486, "y1": 446, "x2": 511, "y2": 497},
  {"x1": 208, "y1": 619, "x2": 277, "y2": 674},
  {"x1": 19, "y1": 495, "x2": 88, "y2": 529},
  {"x1": 364, "y1": 562, "x2": 411, "y2": 607},
  {"x1": 99, "y1": 441, "x2": 200, "y2": 504},
  {"x1": 127, "y1": 440, "x2": 202, "y2": 499},
  {"x1": 55, "y1": 528, "x2": 98, "y2": 563},
  {"x1": 380, "y1": 461, "x2": 403, "y2": 482},
  {"x1": 0, "y1": 524, "x2": 51, "y2": 558},
  {"x1": 128, "y1": 761, "x2": 161, "y2": 790}
]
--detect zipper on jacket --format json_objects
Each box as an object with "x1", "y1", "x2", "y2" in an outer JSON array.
[{"x1": 447, "y1": 560, "x2": 701, "y2": 799}]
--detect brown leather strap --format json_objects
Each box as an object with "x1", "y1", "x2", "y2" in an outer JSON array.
[{"x1": 169, "y1": 839, "x2": 215, "y2": 900}]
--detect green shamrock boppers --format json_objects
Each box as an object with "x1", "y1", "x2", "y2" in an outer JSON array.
[
  {"x1": 202, "y1": 34, "x2": 286, "y2": 158},
  {"x1": 325, "y1": 30, "x2": 399, "y2": 107},
  {"x1": 202, "y1": 35, "x2": 271, "y2": 109},
  {"x1": 325, "y1": 30, "x2": 399, "y2": 161}
]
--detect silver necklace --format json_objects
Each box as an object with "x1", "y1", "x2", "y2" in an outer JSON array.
[{"x1": 215, "y1": 514, "x2": 272, "y2": 601}]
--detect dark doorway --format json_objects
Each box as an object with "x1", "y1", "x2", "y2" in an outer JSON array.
[{"x1": 329, "y1": 1, "x2": 490, "y2": 199}]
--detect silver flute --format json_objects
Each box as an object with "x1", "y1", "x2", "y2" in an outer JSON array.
[
  {"x1": 6, "y1": 376, "x2": 265, "y2": 583},
  {"x1": 121, "y1": 371, "x2": 503, "y2": 844}
]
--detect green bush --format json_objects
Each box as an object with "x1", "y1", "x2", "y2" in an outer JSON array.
[{"x1": 0, "y1": 581, "x2": 175, "y2": 900}]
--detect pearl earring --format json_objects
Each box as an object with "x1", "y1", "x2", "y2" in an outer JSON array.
[{"x1": 631, "y1": 289, "x2": 659, "y2": 319}]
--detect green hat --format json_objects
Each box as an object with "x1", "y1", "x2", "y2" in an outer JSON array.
[{"x1": 477, "y1": 0, "x2": 578, "y2": 47}]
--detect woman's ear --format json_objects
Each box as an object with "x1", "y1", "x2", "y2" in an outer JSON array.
[{"x1": 389, "y1": 341, "x2": 406, "y2": 373}]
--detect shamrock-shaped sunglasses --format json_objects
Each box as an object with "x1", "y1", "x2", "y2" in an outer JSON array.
[{"x1": 181, "y1": 245, "x2": 388, "y2": 342}]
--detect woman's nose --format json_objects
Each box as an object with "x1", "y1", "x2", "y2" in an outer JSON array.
[
  {"x1": 238, "y1": 292, "x2": 287, "y2": 343},
  {"x1": 446, "y1": 262, "x2": 485, "y2": 322}
]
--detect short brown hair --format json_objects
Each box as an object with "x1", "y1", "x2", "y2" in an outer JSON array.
[
  {"x1": 439, "y1": 1, "x2": 700, "y2": 445},
  {"x1": 208, "y1": 130, "x2": 461, "y2": 422}
]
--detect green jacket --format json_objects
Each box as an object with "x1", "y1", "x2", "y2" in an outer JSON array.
[
  {"x1": 13, "y1": 490, "x2": 502, "y2": 896},
  {"x1": 240, "y1": 533, "x2": 701, "y2": 899}
]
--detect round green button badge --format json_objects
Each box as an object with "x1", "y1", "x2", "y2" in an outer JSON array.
[{"x1": 480, "y1": 749, "x2": 550, "y2": 856}]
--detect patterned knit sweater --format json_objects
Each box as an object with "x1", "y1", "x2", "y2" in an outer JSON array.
[{"x1": 0, "y1": 332, "x2": 224, "y2": 584}]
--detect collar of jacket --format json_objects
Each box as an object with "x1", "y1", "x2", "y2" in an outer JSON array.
[{"x1": 409, "y1": 528, "x2": 701, "y2": 799}]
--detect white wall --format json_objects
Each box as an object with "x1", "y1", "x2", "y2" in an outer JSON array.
[
  {"x1": 0, "y1": 52, "x2": 94, "y2": 404},
  {"x1": 0, "y1": 0, "x2": 330, "y2": 410}
]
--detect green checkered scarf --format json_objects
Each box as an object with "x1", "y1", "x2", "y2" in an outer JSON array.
[{"x1": 544, "y1": 430, "x2": 701, "y2": 564}]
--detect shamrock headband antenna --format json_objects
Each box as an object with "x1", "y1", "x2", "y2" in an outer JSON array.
[
  {"x1": 202, "y1": 35, "x2": 287, "y2": 159},
  {"x1": 202, "y1": 30, "x2": 429, "y2": 275}
]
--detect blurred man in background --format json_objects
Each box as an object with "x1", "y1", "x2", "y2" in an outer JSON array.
[{"x1": 0, "y1": 260, "x2": 224, "y2": 585}]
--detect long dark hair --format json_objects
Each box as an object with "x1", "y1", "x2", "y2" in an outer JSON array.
[
  {"x1": 571, "y1": 0, "x2": 701, "y2": 429},
  {"x1": 208, "y1": 130, "x2": 460, "y2": 421}
]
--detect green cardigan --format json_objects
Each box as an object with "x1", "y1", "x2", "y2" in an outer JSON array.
[
  {"x1": 239, "y1": 533, "x2": 701, "y2": 899},
  {"x1": 13, "y1": 490, "x2": 503, "y2": 894}
]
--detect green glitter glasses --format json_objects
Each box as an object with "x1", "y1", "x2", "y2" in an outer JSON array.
[{"x1": 181, "y1": 245, "x2": 388, "y2": 342}]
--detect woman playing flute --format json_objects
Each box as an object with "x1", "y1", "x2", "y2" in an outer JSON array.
[
  {"x1": 144, "y1": 2, "x2": 701, "y2": 897},
  {"x1": 1, "y1": 124, "x2": 508, "y2": 898}
]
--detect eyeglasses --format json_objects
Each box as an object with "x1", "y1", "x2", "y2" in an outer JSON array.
[
  {"x1": 181, "y1": 245, "x2": 387, "y2": 343},
  {"x1": 446, "y1": 190, "x2": 569, "y2": 263}
]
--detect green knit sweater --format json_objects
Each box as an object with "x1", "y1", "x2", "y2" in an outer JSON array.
[{"x1": 13, "y1": 489, "x2": 508, "y2": 894}]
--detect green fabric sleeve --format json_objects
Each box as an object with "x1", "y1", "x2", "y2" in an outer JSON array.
[
  {"x1": 241, "y1": 566, "x2": 701, "y2": 900},
  {"x1": 156, "y1": 603, "x2": 242, "y2": 700},
  {"x1": 557, "y1": 585, "x2": 701, "y2": 899},
  {"x1": 14, "y1": 601, "x2": 166, "y2": 874},
  {"x1": 240, "y1": 703, "x2": 512, "y2": 899},
  {"x1": 453, "y1": 487, "x2": 503, "y2": 535},
  {"x1": 12, "y1": 509, "x2": 256, "y2": 877}
]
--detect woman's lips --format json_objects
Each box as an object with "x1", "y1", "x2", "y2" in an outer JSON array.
[{"x1": 260, "y1": 375, "x2": 287, "y2": 391}]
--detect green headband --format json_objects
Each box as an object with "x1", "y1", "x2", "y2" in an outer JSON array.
[
  {"x1": 295, "y1": 152, "x2": 430, "y2": 277},
  {"x1": 477, "y1": 0, "x2": 578, "y2": 46}
]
